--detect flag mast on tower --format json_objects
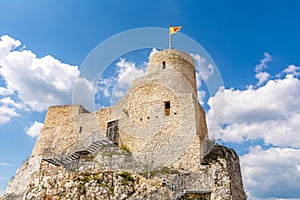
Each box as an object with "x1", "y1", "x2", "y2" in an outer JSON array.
[{"x1": 169, "y1": 25, "x2": 182, "y2": 49}]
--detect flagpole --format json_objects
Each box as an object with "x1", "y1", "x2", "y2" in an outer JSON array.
[
  {"x1": 169, "y1": 32, "x2": 172, "y2": 49},
  {"x1": 169, "y1": 25, "x2": 181, "y2": 49}
]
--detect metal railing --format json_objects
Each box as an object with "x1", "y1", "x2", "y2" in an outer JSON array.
[
  {"x1": 42, "y1": 130, "x2": 115, "y2": 168},
  {"x1": 62, "y1": 130, "x2": 102, "y2": 156}
]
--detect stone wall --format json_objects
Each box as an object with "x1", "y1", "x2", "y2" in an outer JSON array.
[
  {"x1": 96, "y1": 107, "x2": 113, "y2": 137},
  {"x1": 74, "y1": 112, "x2": 101, "y2": 139},
  {"x1": 148, "y1": 49, "x2": 197, "y2": 95},
  {"x1": 94, "y1": 49, "x2": 208, "y2": 169},
  {"x1": 29, "y1": 48, "x2": 208, "y2": 171},
  {"x1": 132, "y1": 69, "x2": 196, "y2": 97},
  {"x1": 31, "y1": 105, "x2": 85, "y2": 157},
  {"x1": 112, "y1": 86, "x2": 202, "y2": 169}
]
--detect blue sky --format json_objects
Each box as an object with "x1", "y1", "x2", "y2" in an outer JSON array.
[{"x1": 1, "y1": 1, "x2": 300, "y2": 199}]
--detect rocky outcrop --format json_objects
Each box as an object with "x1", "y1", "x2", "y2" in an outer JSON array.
[
  {"x1": 4, "y1": 144, "x2": 246, "y2": 200},
  {"x1": 5, "y1": 156, "x2": 42, "y2": 199},
  {"x1": 203, "y1": 144, "x2": 247, "y2": 200}
]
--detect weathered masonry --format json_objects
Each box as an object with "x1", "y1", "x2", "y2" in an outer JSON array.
[
  {"x1": 4, "y1": 49, "x2": 246, "y2": 200},
  {"x1": 31, "y1": 49, "x2": 209, "y2": 171}
]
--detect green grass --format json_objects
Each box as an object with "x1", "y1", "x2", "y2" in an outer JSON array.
[
  {"x1": 117, "y1": 172, "x2": 134, "y2": 185},
  {"x1": 120, "y1": 144, "x2": 131, "y2": 153}
]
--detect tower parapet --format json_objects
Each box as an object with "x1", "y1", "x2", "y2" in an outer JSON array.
[{"x1": 148, "y1": 49, "x2": 197, "y2": 95}]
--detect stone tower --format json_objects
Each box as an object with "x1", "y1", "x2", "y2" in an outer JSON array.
[
  {"x1": 31, "y1": 49, "x2": 209, "y2": 171},
  {"x1": 105, "y1": 49, "x2": 208, "y2": 170},
  {"x1": 4, "y1": 49, "x2": 246, "y2": 200}
]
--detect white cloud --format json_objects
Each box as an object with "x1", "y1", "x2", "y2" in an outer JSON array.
[
  {"x1": 278, "y1": 64, "x2": 300, "y2": 77},
  {"x1": 112, "y1": 58, "x2": 146, "y2": 100},
  {"x1": 0, "y1": 87, "x2": 13, "y2": 96},
  {"x1": 24, "y1": 121, "x2": 44, "y2": 137},
  {"x1": 0, "y1": 35, "x2": 91, "y2": 123},
  {"x1": 206, "y1": 86, "x2": 226, "y2": 140},
  {"x1": 149, "y1": 48, "x2": 159, "y2": 58},
  {"x1": 241, "y1": 146, "x2": 300, "y2": 199},
  {"x1": 283, "y1": 65, "x2": 300, "y2": 74},
  {"x1": 0, "y1": 50, "x2": 80, "y2": 111},
  {"x1": 191, "y1": 53, "x2": 214, "y2": 85},
  {"x1": 96, "y1": 58, "x2": 147, "y2": 106},
  {"x1": 255, "y1": 52, "x2": 272, "y2": 72},
  {"x1": 0, "y1": 97, "x2": 23, "y2": 109},
  {"x1": 72, "y1": 77, "x2": 96, "y2": 111},
  {"x1": 0, "y1": 35, "x2": 21, "y2": 59},
  {"x1": 205, "y1": 53, "x2": 300, "y2": 199},
  {"x1": 208, "y1": 73, "x2": 300, "y2": 147},
  {"x1": 97, "y1": 78, "x2": 116, "y2": 97},
  {"x1": 0, "y1": 105, "x2": 19, "y2": 124},
  {"x1": 191, "y1": 53, "x2": 215, "y2": 104},
  {"x1": 197, "y1": 90, "x2": 206, "y2": 105},
  {"x1": 255, "y1": 71, "x2": 270, "y2": 86},
  {"x1": 221, "y1": 118, "x2": 300, "y2": 147},
  {"x1": 115, "y1": 58, "x2": 145, "y2": 85},
  {"x1": 254, "y1": 52, "x2": 272, "y2": 86}
]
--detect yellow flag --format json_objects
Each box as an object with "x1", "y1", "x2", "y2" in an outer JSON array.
[{"x1": 169, "y1": 26, "x2": 182, "y2": 35}]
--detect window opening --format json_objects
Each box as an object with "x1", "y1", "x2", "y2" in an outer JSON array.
[
  {"x1": 165, "y1": 101, "x2": 170, "y2": 116},
  {"x1": 162, "y1": 61, "x2": 166, "y2": 69}
]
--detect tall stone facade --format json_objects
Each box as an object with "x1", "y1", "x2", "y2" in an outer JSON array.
[
  {"x1": 4, "y1": 49, "x2": 246, "y2": 199},
  {"x1": 33, "y1": 49, "x2": 208, "y2": 171}
]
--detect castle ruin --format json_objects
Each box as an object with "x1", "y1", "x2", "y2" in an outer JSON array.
[{"x1": 4, "y1": 49, "x2": 246, "y2": 200}]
